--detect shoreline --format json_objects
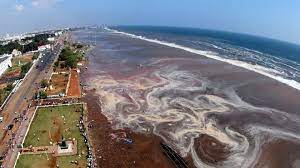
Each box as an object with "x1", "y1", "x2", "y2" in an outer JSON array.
[{"x1": 106, "y1": 27, "x2": 300, "y2": 92}]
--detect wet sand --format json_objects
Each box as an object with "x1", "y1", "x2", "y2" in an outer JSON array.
[
  {"x1": 76, "y1": 29, "x2": 300, "y2": 168},
  {"x1": 254, "y1": 139, "x2": 300, "y2": 168},
  {"x1": 83, "y1": 90, "x2": 176, "y2": 168},
  {"x1": 195, "y1": 134, "x2": 231, "y2": 165}
]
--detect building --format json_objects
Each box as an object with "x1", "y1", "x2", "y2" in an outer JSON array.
[
  {"x1": 47, "y1": 37, "x2": 55, "y2": 42},
  {"x1": 0, "y1": 54, "x2": 12, "y2": 77},
  {"x1": 38, "y1": 44, "x2": 51, "y2": 51},
  {"x1": 55, "y1": 31, "x2": 63, "y2": 36},
  {"x1": 12, "y1": 49, "x2": 22, "y2": 57}
]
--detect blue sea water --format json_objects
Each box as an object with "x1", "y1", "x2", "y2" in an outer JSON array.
[{"x1": 110, "y1": 26, "x2": 300, "y2": 90}]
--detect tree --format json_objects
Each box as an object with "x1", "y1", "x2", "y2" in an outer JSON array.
[
  {"x1": 59, "y1": 47, "x2": 73, "y2": 61},
  {"x1": 58, "y1": 47, "x2": 83, "y2": 68},
  {"x1": 65, "y1": 55, "x2": 77, "y2": 68},
  {"x1": 54, "y1": 61, "x2": 59, "y2": 67},
  {"x1": 40, "y1": 79, "x2": 49, "y2": 88},
  {"x1": 20, "y1": 62, "x2": 33, "y2": 78},
  {"x1": 5, "y1": 83, "x2": 13, "y2": 92},
  {"x1": 60, "y1": 62, "x2": 65, "y2": 69},
  {"x1": 0, "y1": 33, "x2": 54, "y2": 55},
  {"x1": 0, "y1": 41, "x2": 22, "y2": 55},
  {"x1": 39, "y1": 91, "x2": 47, "y2": 99},
  {"x1": 32, "y1": 53, "x2": 39, "y2": 60}
]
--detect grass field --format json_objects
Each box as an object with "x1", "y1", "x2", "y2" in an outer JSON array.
[
  {"x1": 16, "y1": 105, "x2": 87, "y2": 168},
  {"x1": 6, "y1": 65, "x2": 20, "y2": 73}
]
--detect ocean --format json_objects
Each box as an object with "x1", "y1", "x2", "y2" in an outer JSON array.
[{"x1": 109, "y1": 26, "x2": 300, "y2": 90}]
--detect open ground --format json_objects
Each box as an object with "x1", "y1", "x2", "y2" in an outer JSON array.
[
  {"x1": 67, "y1": 69, "x2": 81, "y2": 98},
  {"x1": 46, "y1": 73, "x2": 69, "y2": 96}
]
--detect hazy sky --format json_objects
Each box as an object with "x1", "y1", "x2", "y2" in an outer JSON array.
[{"x1": 1, "y1": 0, "x2": 300, "y2": 44}]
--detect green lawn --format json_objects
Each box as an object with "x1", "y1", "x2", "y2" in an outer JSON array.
[
  {"x1": 6, "y1": 65, "x2": 21, "y2": 73},
  {"x1": 16, "y1": 105, "x2": 87, "y2": 168}
]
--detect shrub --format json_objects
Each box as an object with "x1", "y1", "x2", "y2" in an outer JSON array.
[
  {"x1": 40, "y1": 79, "x2": 49, "y2": 88},
  {"x1": 32, "y1": 53, "x2": 39, "y2": 60},
  {"x1": 5, "y1": 83, "x2": 14, "y2": 92},
  {"x1": 60, "y1": 62, "x2": 65, "y2": 69},
  {"x1": 20, "y1": 62, "x2": 33, "y2": 78},
  {"x1": 39, "y1": 91, "x2": 47, "y2": 99},
  {"x1": 54, "y1": 61, "x2": 59, "y2": 67}
]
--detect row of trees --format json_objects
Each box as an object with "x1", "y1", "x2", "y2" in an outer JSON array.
[
  {"x1": 34, "y1": 90, "x2": 47, "y2": 99},
  {"x1": 20, "y1": 62, "x2": 33, "y2": 78},
  {"x1": 58, "y1": 47, "x2": 83, "y2": 68},
  {"x1": 0, "y1": 33, "x2": 54, "y2": 55}
]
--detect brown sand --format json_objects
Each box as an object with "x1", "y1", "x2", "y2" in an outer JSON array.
[
  {"x1": 195, "y1": 134, "x2": 230, "y2": 165},
  {"x1": 254, "y1": 140, "x2": 300, "y2": 168},
  {"x1": 83, "y1": 90, "x2": 178, "y2": 168},
  {"x1": 67, "y1": 69, "x2": 81, "y2": 97}
]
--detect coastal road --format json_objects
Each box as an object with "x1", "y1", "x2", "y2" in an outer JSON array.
[{"x1": 0, "y1": 35, "x2": 66, "y2": 167}]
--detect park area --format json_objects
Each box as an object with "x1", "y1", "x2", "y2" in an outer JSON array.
[
  {"x1": 7, "y1": 53, "x2": 35, "y2": 78},
  {"x1": 0, "y1": 53, "x2": 37, "y2": 106},
  {"x1": 12, "y1": 54, "x2": 34, "y2": 66},
  {"x1": 46, "y1": 73, "x2": 69, "y2": 96},
  {"x1": 0, "y1": 53, "x2": 35, "y2": 83},
  {"x1": 15, "y1": 104, "x2": 87, "y2": 168}
]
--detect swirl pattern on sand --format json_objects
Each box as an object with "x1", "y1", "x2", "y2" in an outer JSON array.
[{"x1": 75, "y1": 29, "x2": 300, "y2": 168}]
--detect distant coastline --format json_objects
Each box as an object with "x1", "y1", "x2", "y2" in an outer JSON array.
[
  {"x1": 110, "y1": 25, "x2": 300, "y2": 57},
  {"x1": 106, "y1": 26, "x2": 300, "y2": 91}
]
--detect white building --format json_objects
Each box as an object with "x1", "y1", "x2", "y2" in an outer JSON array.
[
  {"x1": 38, "y1": 44, "x2": 51, "y2": 51},
  {"x1": 55, "y1": 31, "x2": 63, "y2": 36},
  {"x1": 0, "y1": 54, "x2": 12, "y2": 77},
  {"x1": 47, "y1": 37, "x2": 55, "y2": 42},
  {"x1": 12, "y1": 49, "x2": 22, "y2": 57}
]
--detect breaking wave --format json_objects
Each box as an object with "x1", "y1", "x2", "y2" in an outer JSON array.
[{"x1": 105, "y1": 27, "x2": 300, "y2": 91}]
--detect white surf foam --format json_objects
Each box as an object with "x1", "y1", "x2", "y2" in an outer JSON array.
[{"x1": 105, "y1": 27, "x2": 300, "y2": 91}]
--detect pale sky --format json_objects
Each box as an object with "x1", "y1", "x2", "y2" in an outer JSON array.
[{"x1": 0, "y1": 0, "x2": 300, "y2": 44}]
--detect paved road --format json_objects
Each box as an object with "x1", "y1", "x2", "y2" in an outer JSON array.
[{"x1": 0, "y1": 34, "x2": 67, "y2": 167}]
